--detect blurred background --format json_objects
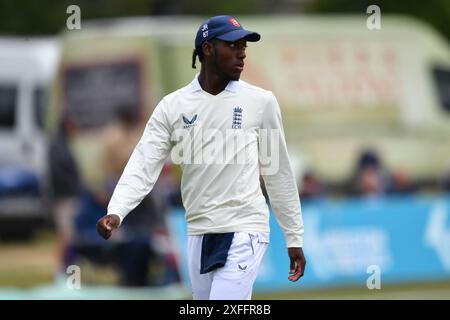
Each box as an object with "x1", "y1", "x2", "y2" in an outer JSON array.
[{"x1": 0, "y1": 0, "x2": 449, "y2": 299}]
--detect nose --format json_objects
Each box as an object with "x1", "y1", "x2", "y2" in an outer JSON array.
[{"x1": 237, "y1": 48, "x2": 246, "y2": 60}]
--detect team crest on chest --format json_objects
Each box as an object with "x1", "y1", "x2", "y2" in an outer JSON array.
[{"x1": 232, "y1": 107, "x2": 242, "y2": 129}]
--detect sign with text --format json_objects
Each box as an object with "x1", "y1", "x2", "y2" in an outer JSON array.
[{"x1": 168, "y1": 195, "x2": 450, "y2": 292}]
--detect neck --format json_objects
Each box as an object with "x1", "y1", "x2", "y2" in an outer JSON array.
[{"x1": 198, "y1": 67, "x2": 230, "y2": 96}]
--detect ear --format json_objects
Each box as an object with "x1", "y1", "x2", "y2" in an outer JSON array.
[{"x1": 202, "y1": 42, "x2": 214, "y2": 58}]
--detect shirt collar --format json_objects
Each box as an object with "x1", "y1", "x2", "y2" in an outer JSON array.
[{"x1": 190, "y1": 74, "x2": 239, "y2": 93}]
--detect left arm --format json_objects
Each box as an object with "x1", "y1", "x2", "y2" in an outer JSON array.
[{"x1": 259, "y1": 92, "x2": 306, "y2": 281}]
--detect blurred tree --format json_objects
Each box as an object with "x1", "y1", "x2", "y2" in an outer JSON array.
[
  {"x1": 0, "y1": 0, "x2": 448, "y2": 42},
  {"x1": 0, "y1": 0, "x2": 155, "y2": 35},
  {"x1": 160, "y1": 0, "x2": 256, "y2": 15},
  {"x1": 306, "y1": 0, "x2": 450, "y2": 41},
  {"x1": 0, "y1": 0, "x2": 66, "y2": 35},
  {"x1": 0, "y1": 0, "x2": 258, "y2": 35}
]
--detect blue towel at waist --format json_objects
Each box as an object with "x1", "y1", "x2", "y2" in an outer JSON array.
[{"x1": 200, "y1": 233, "x2": 235, "y2": 274}]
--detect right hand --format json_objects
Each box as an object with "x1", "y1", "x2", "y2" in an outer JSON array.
[{"x1": 96, "y1": 214, "x2": 121, "y2": 240}]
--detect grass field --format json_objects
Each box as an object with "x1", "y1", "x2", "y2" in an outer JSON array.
[
  {"x1": 1, "y1": 230, "x2": 449, "y2": 300},
  {"x1": 254, "y1": 281, "x2": 450, "y2": 300},
  {"x1": 0, "y1": 230, "x2": 58, "y2": 288}
]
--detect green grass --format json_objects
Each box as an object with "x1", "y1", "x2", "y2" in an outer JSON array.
[
  {"x1": 0, "y1": 230, "x2": 57, "y2": 288},
  {"x1": 254, "y1": 280, "x2": 450, "y2": 300}
]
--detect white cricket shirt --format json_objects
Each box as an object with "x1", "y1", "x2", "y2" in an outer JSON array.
[{"x1": 107, "y1": 75, "x2": 304, "y2": 247}]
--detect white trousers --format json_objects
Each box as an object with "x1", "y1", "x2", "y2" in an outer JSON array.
[{"x1": 187, "y1": 232, "x2": 269, "y2": 300}]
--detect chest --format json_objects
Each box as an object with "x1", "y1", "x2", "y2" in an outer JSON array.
[{"x1": 170, "y1": 95, "x2": 262, "y2": 132}]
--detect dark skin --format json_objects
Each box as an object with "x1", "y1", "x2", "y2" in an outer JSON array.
[
  {"x1": 288, "y1": 247, "x2": 306, "y2": 282},
  {"x1": 198, "y1": 38, "x2": 247, "y2": 95},
  {"x1": 96, "y1": 37, "x2": 306, "y2": 283},
  {"x1": 96, "y1": 213, "x2": 120, "y2": 240}
]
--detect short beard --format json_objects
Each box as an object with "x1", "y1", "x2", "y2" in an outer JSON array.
[{"x1": 212, "y1": 46, "x2": 240, "y2": 82}]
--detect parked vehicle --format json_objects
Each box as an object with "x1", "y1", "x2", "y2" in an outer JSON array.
[{"x1": 0, "y1": 37, "x2": 60, "y2": 238}]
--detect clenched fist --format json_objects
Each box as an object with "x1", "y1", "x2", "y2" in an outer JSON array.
[{"x1": 96, "y1": 214, "x2": 121, "y2": 239}]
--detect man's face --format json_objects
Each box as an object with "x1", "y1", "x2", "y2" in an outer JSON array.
[{"x1": 207, "y1": 38, "x2": 247, "y2": 81}]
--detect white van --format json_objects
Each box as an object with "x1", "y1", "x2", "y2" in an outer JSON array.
[{"x1": 0, "y1": 37, "x2": 60, "y2": 238}]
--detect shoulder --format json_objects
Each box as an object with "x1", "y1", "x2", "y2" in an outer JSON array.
[
  {"x1": 238, "y1": 80, "x2": 275, "y2": 101},
  {"x1": 160, "y1": 82, "x2": 193, "y2": 105},
  {"x1": 239, "y1": 80, "x2": 279, "y2": 116},
  {"x1": 149, "y1": 82, "x2": 193, "y2": 124},
  {"x1": 150, "y1": 87, "x2": 185, "y2": 118}
]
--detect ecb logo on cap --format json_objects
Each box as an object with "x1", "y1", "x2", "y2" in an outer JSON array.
[{"x1": 229, "y1": 18, "x2": 240, "y2": 27}]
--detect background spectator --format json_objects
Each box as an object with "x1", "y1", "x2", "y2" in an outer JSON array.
[{"x1": 48, "y1": 117, "x2": 81, "y2": 278}]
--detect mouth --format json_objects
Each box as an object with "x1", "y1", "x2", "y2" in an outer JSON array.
[{"x1": 234, "y1": 63, "x2": 244, "y2": 72}]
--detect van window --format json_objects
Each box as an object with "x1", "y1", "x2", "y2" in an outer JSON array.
[
  {"x1": 433, "y1": 66, "x2": 450, "y2": 113},
  {"x1": 63, "y1": 61, "x2": 141, "y2": 129},
  {"x1": 34, "y1": 87, "x2": 47, "y2": 129},
  {"x1": 0, "y1": 86, "x2": 17, "y2": 128}
]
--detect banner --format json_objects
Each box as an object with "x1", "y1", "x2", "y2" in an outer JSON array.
[{"x1": 168, "y1": 195, "x2": 450, "y2": 292}]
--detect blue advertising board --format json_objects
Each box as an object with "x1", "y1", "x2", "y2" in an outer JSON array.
[{"x1": 167, "y1": 195, "x2": 450, "y2": 292}]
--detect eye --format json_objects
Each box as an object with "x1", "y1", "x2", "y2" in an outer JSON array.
[{"x1": 229, "y1": 43, "x2": 247, "y2": 50}]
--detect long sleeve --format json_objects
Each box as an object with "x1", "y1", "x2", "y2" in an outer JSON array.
[
  {"x1": 107, "y1": 100, "x2": 173, "y2": 224},
  {"x1": 259, "y1": 93, "x2": 304, "y2": 247}
]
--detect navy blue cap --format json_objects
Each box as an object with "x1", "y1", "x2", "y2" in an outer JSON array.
[{"x1": 195, "y1": 15, "x2": 260, "y2": 50}]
